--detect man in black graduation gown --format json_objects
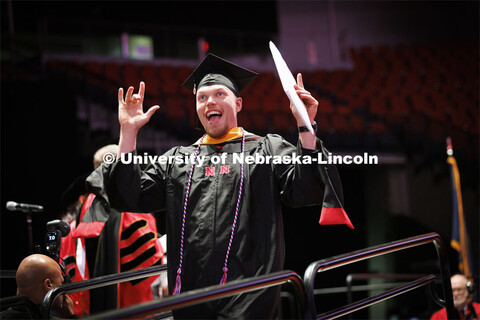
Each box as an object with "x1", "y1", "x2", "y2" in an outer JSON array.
[{"x1": 87, "y1": 54, "x2": 352, "y2": 318}]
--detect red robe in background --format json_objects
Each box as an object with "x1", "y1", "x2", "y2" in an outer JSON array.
[{"x1": 62, "y1": 193, "x2": 165, "y2": 314}]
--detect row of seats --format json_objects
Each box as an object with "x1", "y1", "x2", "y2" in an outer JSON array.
[{"x1": 42, "y1": 42, "x2": 477, "y2": 159}]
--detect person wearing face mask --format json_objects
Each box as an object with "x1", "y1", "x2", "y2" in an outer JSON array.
[
  {"x1": 431, "y1": 274, "x2": 479, "y2": 320},
  {"x1": 87, "y1": 54, "x2": 353, "y2": 319}
]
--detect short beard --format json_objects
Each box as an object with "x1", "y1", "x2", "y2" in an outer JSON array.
[
  {"x1": 205, "y1": 124, "x2": 231, "y2": 139},
  {"x1": 453, "y1": 297, "x2": 467, "y2": 310}
]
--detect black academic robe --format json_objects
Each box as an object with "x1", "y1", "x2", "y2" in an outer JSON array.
[
  {"x1": 87, "y1": 133, "x2": 344, "y2": 319},
  {"x1": 0, "y1": 300, "x2": 41, "y2": 320}
]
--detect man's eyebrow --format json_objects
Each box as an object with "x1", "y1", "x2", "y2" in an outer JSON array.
[{"x1": 198, "y1": 87, "x2": 228, "y2": 95}]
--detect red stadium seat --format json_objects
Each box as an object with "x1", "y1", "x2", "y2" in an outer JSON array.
[
  {"x1": 350, "y1": 115, "x2": 365, "y2": 133},
  {"x1": 84, "y1": 61, "x2": 103, "y2": 85},
  {"x1": 122, "y1": 62, "x2": 142, "y2": 87}
]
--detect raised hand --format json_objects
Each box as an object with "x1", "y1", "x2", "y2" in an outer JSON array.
[
  {"x1": 117, "y1": 81, "x2": 160, "y2": 155},
  {"x1": 118, "y1": 81, "x2": 160, "y2": 132},
  {"x1": 289, "y1": 73, "x2": 318, "y2": 126},
  {"x1": 289, "y1": 73, "x2": 318, "y2": 149}
]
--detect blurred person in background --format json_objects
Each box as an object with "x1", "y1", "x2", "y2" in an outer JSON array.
[
  {"x1": 431, "y1": 274, "x2": 479, "y2": 320},
  {"x1": 60, "y1": 144, "x2": 165, "y2": 315}
]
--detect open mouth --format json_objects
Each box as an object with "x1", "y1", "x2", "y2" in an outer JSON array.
[{"x1": 206, "y1": 110, "x2": 222, "y2": 121}]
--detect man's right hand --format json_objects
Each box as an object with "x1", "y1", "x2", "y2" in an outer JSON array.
[
  {"x1": 52, "y1": 294, "x2": 75, "y2": 318},
  {"x1": 117, "y1": 81, "x2": 160, "y2": 156},
  {"x1": 118, "y1": 81, "x2": 160, "y2": 132}
]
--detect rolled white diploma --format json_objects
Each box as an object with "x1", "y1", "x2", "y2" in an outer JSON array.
[{"x1": 269, "y1": 41, "x2": 314, "y2": 134}]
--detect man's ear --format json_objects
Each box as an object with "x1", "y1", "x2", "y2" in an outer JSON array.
[
  {"x1": 44, "y1": 278, "x2": 53, "y2": 291},
  {"x1": 236, "y1": 97, "x2": 243, "y2": 113}
]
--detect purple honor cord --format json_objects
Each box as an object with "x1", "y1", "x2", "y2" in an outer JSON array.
[{"x1": 173, "y1": 128, "x2": 246, "y2": 295}]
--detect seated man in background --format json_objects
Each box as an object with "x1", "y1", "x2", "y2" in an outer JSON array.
[
  {"x1": 1, "y1": 254, "x2": 75, "y2": 319},
  {"x1": 431, "y1": 274, "x2": 479, "y2": 320}
]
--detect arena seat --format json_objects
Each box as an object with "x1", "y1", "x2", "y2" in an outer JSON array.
[
  {"x1": 40, "y1": 41, "x2": 477, "y2": 164},
  {"x1": 122, "y1": 62, "x2": 142, "y2": 87}
]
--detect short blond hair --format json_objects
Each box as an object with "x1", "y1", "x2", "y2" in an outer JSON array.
[{"x1": 93, "y1": 144, "x2": 119, "y2": 169}]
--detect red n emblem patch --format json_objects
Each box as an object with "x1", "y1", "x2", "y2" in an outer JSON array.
[
  {"x1": 205, "y1": 167, "x2": 215, "y2": 176},
  {"x1": 220, "y1": 165, "x2": 230, "y2": 174}
]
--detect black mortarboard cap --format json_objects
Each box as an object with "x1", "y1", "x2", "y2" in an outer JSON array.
[
  {"x1": 60, "y1": 173, "x2": 89, "y2": 212},
  {"x1": 182, "y1": 54, "x2": 258, "y2": 96}
]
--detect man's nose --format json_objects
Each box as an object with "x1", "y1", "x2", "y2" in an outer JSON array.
[{"x1": 207, "y1": 95, "x2": 216, "y2": 105}]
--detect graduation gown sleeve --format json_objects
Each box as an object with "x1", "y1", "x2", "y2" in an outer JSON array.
[
  {"x1": 265, "y1": 134, "x2": 353, "y2": 229},
  {"x1": 86, "y1": 148, "x2": 174, "y2": 213}
]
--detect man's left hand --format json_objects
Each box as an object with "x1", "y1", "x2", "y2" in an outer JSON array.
[{"x1": 289, "y1": 73, "x2": 318, "y2": 126}]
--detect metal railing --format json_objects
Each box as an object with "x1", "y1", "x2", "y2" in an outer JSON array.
[
  {"x1": 83, "y1": 270, "x2": 307, "y2": 320},
  {"x1": 38, "y1": 232, "x2": 455, "y2": 319},
  {"x1": 345, "y1": 273, "x2": 442, "y2": 320},
  {"x1": 303, "y1": 232, "x2": 456, "y2": 319},
  {"x1": 40, "y1": 264, "x2": 167, "y2": 319},
  {"x1": 346, "y1": 273, "x2": 431, "y2": 305}
]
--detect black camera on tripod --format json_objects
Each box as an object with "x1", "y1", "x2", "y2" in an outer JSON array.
[{"x1": 45, "y1": 219, "x2": 70, "y2": 262}]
